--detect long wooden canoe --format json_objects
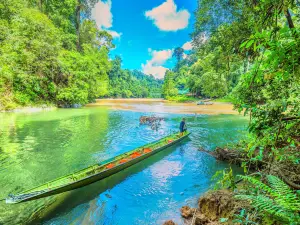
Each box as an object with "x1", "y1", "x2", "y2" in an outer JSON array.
[{"x1": 6, "y1": 131, "x2": 190, "y2": 204}]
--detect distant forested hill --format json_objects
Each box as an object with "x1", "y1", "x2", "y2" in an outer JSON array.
[{"x1": 106, "y1": 56, "x2": 162, "y2": 98}]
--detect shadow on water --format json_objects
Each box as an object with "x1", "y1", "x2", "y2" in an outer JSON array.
[
  {"x1": 32, "y1": 140, "x2": 190, "y2": 224},
  {"x1": 0, "y1": 110, "x2": 247, "y2": 225}
]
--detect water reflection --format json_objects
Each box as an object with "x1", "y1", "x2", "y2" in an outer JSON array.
[{"x1": 0, "y1": 108, "x2": 247, "y2": 225}]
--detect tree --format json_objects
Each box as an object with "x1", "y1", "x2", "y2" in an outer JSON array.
[
  {"x1": 200, "y1": 72, "x2": 227, "y2": 98},
  {"x1": 0, "y1": 7, "x2": 62, "y2": 108},
  {"x1": 79, "y1": 20, "x2": 114, "y2": 49},
  {"x1": 172, "y1": 47, "x2": 184, "y2": 71},
  {"x1": 192, "y1": 2, "x2": 300, "y2": 223},
  {"x1": 107, "y1": 56, "x2": 162, "y2": 98},
  {"x1": 75, "y1": 0, "x2": 98, "y2": 50},
  {"x1": 162, "y1": 71, "x2": 178, "y2": 98},
  {"x1": 0, "y1": 0, "x2": 113, "y2": 109}
]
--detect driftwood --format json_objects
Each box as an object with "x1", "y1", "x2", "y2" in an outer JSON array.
[
  {"x1": 139, "y1": 116, "x2": 164, "y2": 124},
  {"x1": 199, "y1": 147, "x2": 300, "y2": 190},
  {"x1": 199, "y1": 147, "x2": 245, "y2": 164}
]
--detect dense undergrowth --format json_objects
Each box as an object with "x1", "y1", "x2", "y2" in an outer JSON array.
[
  {"x1": 0, "y1": 0, "x2": 162, "y2": 110},
  {"x1": 164, "y1": 0, "x2": 300, "y2": 224}
]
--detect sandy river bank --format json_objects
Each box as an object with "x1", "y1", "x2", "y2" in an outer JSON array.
[{"x1": 87, "y1": 98, "x2": 240, "y2": 115}]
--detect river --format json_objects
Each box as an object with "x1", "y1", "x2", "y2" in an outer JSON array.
[{"x1": 0, "y1": 104, "x2": 247, "y2": 225}]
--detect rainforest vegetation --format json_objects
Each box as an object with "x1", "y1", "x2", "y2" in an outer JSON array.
[
  {"x1": 0, "y1": 0, "x2": 162, "y2": 110},
  {"x1": 0, "y1": 0, "x2": 299, "y2": 224},
  {"x1": 167, "y1": 0, "x2": 299, "y2": 224}
]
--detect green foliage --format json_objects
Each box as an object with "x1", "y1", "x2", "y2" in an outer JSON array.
[
  {"x1": 173, "y1": 47, "x2": 185, "y2": 71},
  {"x1": 220, "y1": 217, "x2": 229, "y2": 223},
  {"x1": 0, "y1": 0, "x2": 115, "y2": 110},
  {"x1": 236, "y1": 175, "x2": 300, "y2": 224},
  {"x1": 162, "y1": 71, "x2": 178, "y2": 98},
  {"x1": 165, "y1": 96, "x2": 198, "y2": 103},
  {"x1": 212, "y1": 167, "x2": 236, "y2": 191},
  {"x1": 200, "y1": 72, "x2": 228, "y2": 98},
  {"x1": 213, "y1": 96, "x2": 233, "y2": 103},
  {"x1": 233, "y1": 209, "x2": 258, "y2": 225},
  {"x1": 107, "y1": 57, "x2": 162, "y2": 98},
  {"x1": 0, "y1": 6, "x2": 62, "y2": 108},
  {"x1": 56, "y1": 46, "x2": 111, "y2": 105},
  {"x1": 189, "y1": 1, "x2": 300, "y2": 224}
]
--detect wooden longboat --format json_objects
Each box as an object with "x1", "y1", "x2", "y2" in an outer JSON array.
[{"x1": 6, "y1": 131, "x2": 190, "y2": 204}]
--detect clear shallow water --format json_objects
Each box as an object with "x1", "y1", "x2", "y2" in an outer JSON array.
[{"x1": 0, "y1": 107, "x2": 247, "y2": 225}]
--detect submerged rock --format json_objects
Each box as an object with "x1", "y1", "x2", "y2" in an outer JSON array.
[
  {"x1": 105, "y1": 193, "x2": 112, "y2": 199},
  {"x1": 163, "y1": 220, "x2": 177, "y2": 225}
]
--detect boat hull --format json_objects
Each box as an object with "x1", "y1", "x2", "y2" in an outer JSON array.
[{"x1": 7, "y1": 132, "x2": 190, "y2": 203}]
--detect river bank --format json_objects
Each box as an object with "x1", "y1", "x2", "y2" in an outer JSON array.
[
  {"x1": 0, "y1": 106, "x2": 57, "y2": 113},
  {"x1": 87, "y1": 98, "x2": 239, "y2": 115},
  {"x1": 0, "y1": 98, "x2": 238, "y2": 115}
]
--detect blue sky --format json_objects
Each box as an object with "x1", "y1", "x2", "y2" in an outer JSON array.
[{"x1": 91, "y1": 0, "x2": 197, "y2": 78}]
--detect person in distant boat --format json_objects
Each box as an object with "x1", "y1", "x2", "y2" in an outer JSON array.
[{"x1": 179, "y1": 118, "x2": 187, "y2": 135}]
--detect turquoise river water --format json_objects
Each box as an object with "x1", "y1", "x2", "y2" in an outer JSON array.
[{"x1": 0, "y1": 106, "x2": 247, "y2": 225}]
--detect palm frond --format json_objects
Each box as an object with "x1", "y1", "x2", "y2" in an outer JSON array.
[
  {"x1": 267, "y1": 175, "x2": 300, "y2": 211},
  {"x1": 237, "y1": 175, "x2": 300, "y2": 224},
  {"x1": 237, "y1": 175, "x2": 275, "y2": 195},
  {"x1": 236, "y1": 194, "x2": 294, "y2": 222}
]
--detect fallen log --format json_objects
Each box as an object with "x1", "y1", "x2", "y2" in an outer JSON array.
[
  {"x1": 199, "y1": 147, "x2": 245, "y2": 164},
  {"x1": 199, "y1": 147, "x2": 300, "y2": 190}
]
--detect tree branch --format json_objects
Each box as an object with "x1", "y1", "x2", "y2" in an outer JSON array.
[{"x1": 284, "y1": 8, "x2": 295, "y2": 29}]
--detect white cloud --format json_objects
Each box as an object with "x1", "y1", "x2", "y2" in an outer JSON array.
[
  {"x1": 151, "y1": 49, "x2": 173, "y2": 65},
  {"x1": 107, "y1": 30, "x2": 122, "y2": 39},
  {"x1": 91, "y1": 0, "x2": 121, "y2": 39},
  {"x1": 182, "y1": 41, "x2": 192, "y2": 50},
  {"x1": 142, "y1": 49, "x2": 173, "y2": 79},
  {"x1": 92, "y1": 0, "x2": 112, "y2": 28},
  {"x1": 145, "y1": 0, "x2": 190, "y2": 31},
  {"x1": 142, "y1": 63, "x2": 169, "y2": 79}
]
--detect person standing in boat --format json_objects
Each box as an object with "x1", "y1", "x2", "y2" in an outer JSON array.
[{"x1": 179, "y1": 118, "x2": 187, "y2": 135}]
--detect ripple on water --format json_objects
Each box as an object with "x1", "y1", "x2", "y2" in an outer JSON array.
[{"x1": 0, "y1": 108, "x2": 247, "y2": 225}]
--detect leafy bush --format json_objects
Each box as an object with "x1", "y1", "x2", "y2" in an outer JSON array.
[
  {"x1": 212, "y1": 167, "x2": 236, "y2": 191},
  {"x1": 236, "y1": 175, "x2": 300, "y2": 224}
]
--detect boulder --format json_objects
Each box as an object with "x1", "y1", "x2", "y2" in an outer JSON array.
[
  {"x1": 180, "y1": 205, "x2": 196, "y2": 219},
  {"x1": 163, "y1": 220, "x2": 177, "y2": 225}
]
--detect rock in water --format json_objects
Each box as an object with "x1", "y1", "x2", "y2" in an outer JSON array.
[
  {"x1": 194, "y1": 213, "x2": 210, "y2": 224},
  {"x1": 192, "y1": 189, "x2": 240, "y2": 224},
  {"x1": 162, "y1": 220, "x2": 177, "y2": 225},
  {"x1": 105, "y1": 193, "x2": 112, "y2": 199},
  {"x1": 180, "y1": 205, "x2": 196, "y2": 219}
]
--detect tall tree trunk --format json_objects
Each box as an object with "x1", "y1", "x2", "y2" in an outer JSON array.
[
  {"x1": 75, "y1": 0, "x2": 81, "y2": 51},
  {"x1": 227, "y1": 55, "x2": 230, "y2": 81},
  {"x1": 284, "y1": 9, "x2": 295, "y2": 29},
  {"x1": 38, "y1": 0, "x2": 43, "y2": 11}
]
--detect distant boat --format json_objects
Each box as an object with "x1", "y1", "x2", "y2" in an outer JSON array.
[
  {"x1": 6, "y1": 131, "x2": 190, "y2": 204},
  {"x1": 197, "y1": 101, "x2": 213, "y2": 105}
]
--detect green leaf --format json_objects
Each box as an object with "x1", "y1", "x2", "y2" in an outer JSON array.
[
  {"x1": 220, "y1": 218, "x2": 228, "y2": 223},
  {"x1": 246, "y1": 40, "x2": 254, "y2": 48},
  {"x1": 240, "y1": 41, "x2": 248, "y2": 48}
]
